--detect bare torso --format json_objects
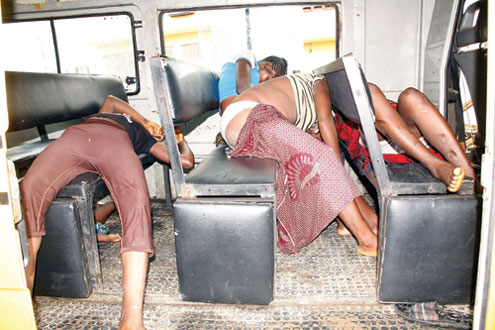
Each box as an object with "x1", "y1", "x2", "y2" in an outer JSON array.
[{"x1": 225, "y1": 76, "x2": 297, "y2": 146}]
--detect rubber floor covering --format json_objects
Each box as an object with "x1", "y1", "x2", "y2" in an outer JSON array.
[{"x1": 34, "y1": 200, "x2": 471, "y2": 329}]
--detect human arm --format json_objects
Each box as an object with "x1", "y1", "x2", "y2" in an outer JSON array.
[
  {"x1": 235, "y1": 58, "x2": 253, "y2": 95},
  {"x1": 174, "y1": 126, "x2": 195, "y2": 169},
  {"x1": 314, "y1": 79, "x2": 343, "y2": 161},
  {"x1": 149, "y1": 126, "x2": 195, "y2": 169},
  {"x1": 99, "y1": 95, "x2": 164, "y2": 141}
]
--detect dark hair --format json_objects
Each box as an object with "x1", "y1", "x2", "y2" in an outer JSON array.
[{"x1": 260, "y1": 56, "x2": 288, "y2": 76}]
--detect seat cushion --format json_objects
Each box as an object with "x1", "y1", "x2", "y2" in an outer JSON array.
[
  {"x1": 185, "y1": 145, "x2": 277, "y2": 197},
  {"x1": 7, "y1": 139, "x2": 54, "y2": 163},
  {"x1": 174, "y1": 198, "x2": 275, "y2": 305},
  {"x1": 377, "y1": 195, "x2": 481, "y2": 303},
  {"x1": 34, "y1": 199, "x2": 91, "y2": 298}
]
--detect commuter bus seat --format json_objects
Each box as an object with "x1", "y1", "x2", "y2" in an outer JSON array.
[
  {"x1": 150, "y1": 56, "x2": 277, "y2": 305},
  {"x1": 313, "y1": 54, "x2": 481, "y2": 304},
  {"x1": 6, "y1": 71, "x2": 156, "y2": 298}
]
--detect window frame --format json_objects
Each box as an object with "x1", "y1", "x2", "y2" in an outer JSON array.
[
  {"x1": 3, "y1": 12, "x2": 141, "y2": 95},
  {"x1": 158, "y1": 3, "x2": 341, "y2": 60}
]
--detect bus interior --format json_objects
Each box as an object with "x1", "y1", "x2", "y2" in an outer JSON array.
[{"x1": 0, "y1": 0, "x2": 493, "y2": 329}]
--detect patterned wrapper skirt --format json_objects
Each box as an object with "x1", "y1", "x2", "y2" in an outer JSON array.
[{"x1": 228, "y1": 104, "x2": 361, "y2": 254}]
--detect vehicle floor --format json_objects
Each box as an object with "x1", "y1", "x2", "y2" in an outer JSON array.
[{"x1": 33, "y1": 199, "x2": 471, "y2": 329}]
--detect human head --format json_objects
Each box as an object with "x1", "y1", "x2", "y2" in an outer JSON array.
[{"x1": 258, "y1": 56, "x2": 288, "y2": 82}]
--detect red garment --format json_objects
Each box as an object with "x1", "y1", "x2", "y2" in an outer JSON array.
[
  {"x1": 228, "y1": 104, "x2": 360, "y2": 254},
  {"x1": 336, "y1": 101, "x2": 442, "y2": 175},
  {"x1": 336, "y1": 119, "x2": 415, "y2": 175}
]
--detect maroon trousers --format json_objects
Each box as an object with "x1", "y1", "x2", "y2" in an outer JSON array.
[{"x1": 20, "y1": 121, "x2": 154, "y2": 256}]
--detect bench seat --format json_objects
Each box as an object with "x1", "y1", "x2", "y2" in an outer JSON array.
[
  {"x1": 6, "y1": 70, "x2": 149, "y2": 298},
  {"x1": 151, "y1": 56, "x2": 277, "y2": 305},
  {"x1": 314, "y1": 54, "x2": 481, "y2": 304}
]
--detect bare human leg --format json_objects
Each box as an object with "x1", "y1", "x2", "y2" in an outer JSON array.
[
  {"x1": 397, "y1": 88, "x2": 477, "y2": 189},
  {"x1": 337, "y1": 199, "x2": 378, "y2": 257},
  {"x1": 337, "y1": 195, "x2": 378, "y2": 236},
  {"x1": 25, "y1": 236, "x2": 42, "y2": 293},
  {"x1": 94, "y1": 201, "x2": 116, "y2": 224},
  {"x1": 369, "y1": 84, "x2": 467, "y2": 192},
  {"x1": 336, "y1": 219, "x2": 351, "y2": 236},
  {"x1": 119, "y1": 251, "x2": 148, "y2": 330}
]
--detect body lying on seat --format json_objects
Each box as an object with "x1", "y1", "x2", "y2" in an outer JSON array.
[
  {"x1": 314, "y1": 56, "x2": 476, "y2": 196},
  {"x1": 313, "y1": 54, "x2": 481, "y2": 304},
  {"x1": 151, "y1": 56, "x2": 277, "y2": 305},
  {"x1": 6, "y1": 71, "x2": 156, "y2": 298}
]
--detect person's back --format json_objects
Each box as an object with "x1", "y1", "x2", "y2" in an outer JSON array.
[
  {"x1": 224, "y1": 72, "x2": 325, "y2": 148},
  {"x1": 235, "y1": 76, "x2": 296, "y2": 119}
]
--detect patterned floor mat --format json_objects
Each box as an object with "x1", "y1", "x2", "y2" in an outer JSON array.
[{"x1": 33, "y1": 200, "x2": 472, "y2": 329}]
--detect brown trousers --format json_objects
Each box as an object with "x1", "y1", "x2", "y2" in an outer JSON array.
[{"x1": 20, "y1": 121, "x2": 154, "y2": 256}]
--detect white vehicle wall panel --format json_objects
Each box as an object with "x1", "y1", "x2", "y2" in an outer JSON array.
[{"x1": 3, "y1": 0, "x2": 436, "y2": 198}]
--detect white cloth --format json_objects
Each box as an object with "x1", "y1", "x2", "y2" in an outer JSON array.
[
  {"x1": 360, "y1": 135, "x2": 431, "y2": 154},
  {"x1": 220, "y1": 101, "x2": 259, "y2": 147}
]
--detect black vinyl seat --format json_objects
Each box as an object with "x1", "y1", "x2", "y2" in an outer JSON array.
[
  {"x1": 6, "y1": 71, "x2": 155, "y2": 298},
  {"x1": 151, "y1": 56, "x2": 277, "y2": 305}
]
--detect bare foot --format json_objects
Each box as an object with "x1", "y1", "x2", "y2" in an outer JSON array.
[
  {"x1": 337, "y1": 197, "x2": 378, "y2": 236},
  {"x1": 357, "y1": 232, "x2": 378, "y2": 257},
  {"x1": 355, "y1": 232, "x2": 378, "y2": 257},
  {"x1": 448, "y1": 167, "x2": 465, "y2": 192},
  {"x1": 439, "y1": 165, "x2": 465, "y2": 192},
  {"x1": 357, "y1": 244, "x2": 378, "y2": 257},
  {"x1": 119, "y1": 321, "x2": 146, "y2": 330},
  {"x1": 336, "y1": 219, "x2": 352, "y2": 236},
  {"x1": 355, "y1": 196, "x2": 378, "y2": 234},
  {"x1": 432, "y1": 161, "x2": 465, "y2": 193},
  {"x1": 338, "y1": 226, "x2": 352, "y2": 236},
  {"x1": 97, "y1": 233, "x2": 121, "y2": 242},
  {"x1": 119, "y1": 322, "x2": 146, "y2": 330}
]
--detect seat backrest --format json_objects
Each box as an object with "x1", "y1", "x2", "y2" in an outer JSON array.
[
  {"x1": 453, "y1": 0, "x2": 488, "y2": 143},
  {"x1": 158, "y1": 57, "x2": 219, "y2": 123},
  {"x1": 456, "y1": 0, "x2": 487, "y2": 47},
  {"x1": 313, "y1": 54, "x2": 392, "y2": 195},
  {"x1": 6, "y1": 71, "x2": 128, "y2": 132},
  {"x1": 150, "y1": 56, "x2": 220, "y2": 196}
]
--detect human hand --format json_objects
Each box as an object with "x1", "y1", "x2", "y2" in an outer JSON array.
[
  {"x1": 175, "y1": 126, "x2": 184, "y2": 143},
  {"x1": 97, "y1": 233, "x2": 121, "y2": 243},
  {"x1": 306, "y1": 123, "x2": 322, "y2": 141},
  {"x1": 145, "y1": 121, "x2": 164, "y2": 141}
]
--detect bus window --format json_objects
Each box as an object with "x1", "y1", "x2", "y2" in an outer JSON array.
[
  {"x1": 3, "y1": 21, "x2": 57, "y2": 73},
  {"x1": 3, "y1": 14, "x2": 138, "y2": 94},
  {"x1": 161, "y1": 4, "x2": 338, "y2": 74}
]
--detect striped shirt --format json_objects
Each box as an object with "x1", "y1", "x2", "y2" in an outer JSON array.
[{"x1": 288, "y1": 72, "x2": 325, "y2": 132}]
